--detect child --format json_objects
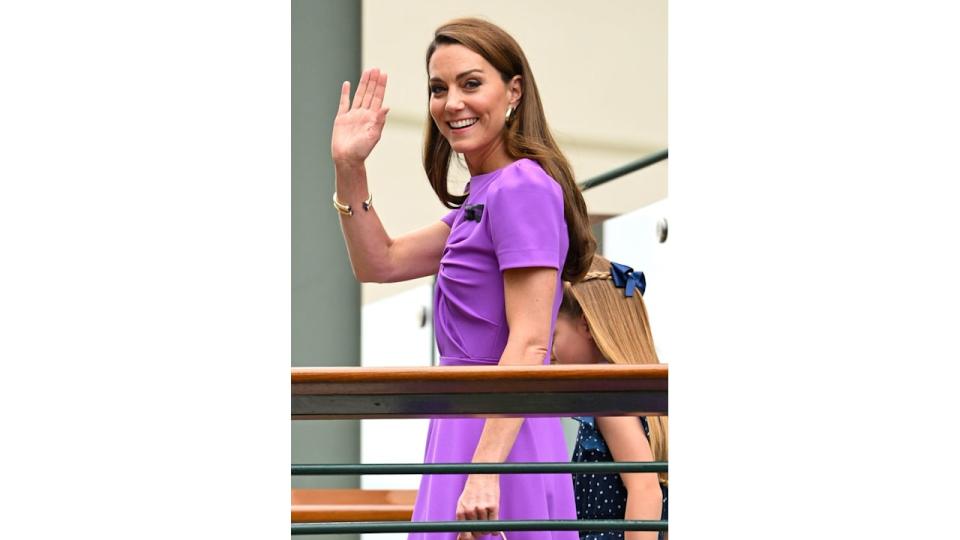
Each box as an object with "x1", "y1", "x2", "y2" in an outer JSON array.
[{"x1": 552, "y1": 255, "x2": 668, "y2": 540}]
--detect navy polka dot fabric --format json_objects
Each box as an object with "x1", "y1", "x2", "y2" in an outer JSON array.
[{"x1": 571, "y1": 416, "x2": 668, "y2": 540}]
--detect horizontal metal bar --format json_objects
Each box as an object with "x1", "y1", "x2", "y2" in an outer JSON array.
[
  {"x1": 293, "y1": 391, "x2": 667, "y2": 419},
  {"x1": 291, "y1": 519, "x2": 668, "y2": 535},
  {"x1": 292, "y1": 461, "x2": 668, "y2": 475},
  {"x1": 578, "y1": 149, "x2": 668, "y2": 191}
]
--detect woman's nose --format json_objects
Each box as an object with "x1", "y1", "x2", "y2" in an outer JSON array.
[{"x1": 444, "y1": 91, "x2": 464, "y2": 113}]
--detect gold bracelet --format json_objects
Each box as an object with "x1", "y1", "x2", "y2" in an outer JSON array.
[
  {"x1": 332, "y1": 192, "x2": 372, "y2": 217},
  {"x1": 332, "y1": 192, "x2": 352, "y2": 216}
]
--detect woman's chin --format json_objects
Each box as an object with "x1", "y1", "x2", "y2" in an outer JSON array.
[{"x1": 448, "y1": 141, "x2": 475, "y2": 155}]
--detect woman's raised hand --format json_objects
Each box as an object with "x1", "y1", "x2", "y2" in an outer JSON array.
[{"x1": 331, "y1": 68, "x2": 390, "y2": 165}]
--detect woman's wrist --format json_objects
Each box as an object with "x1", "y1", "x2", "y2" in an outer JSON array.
[
  {"x1": 333, "y1": 156, "x2": 366, "y2": 171},
  {"x1": 465, "y1": 473, "x2": 499, "y2": 485},
  {"x1": 333, "y1": 160, "x2": 370, "y2": 200}
]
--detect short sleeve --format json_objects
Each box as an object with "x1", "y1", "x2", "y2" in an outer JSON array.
[
  {"x1": 486, "y1": 161, "x2": 565, "y2": 271},
  {"x1": 440, "y1": 209, "x2": 457, "y2": 228}
]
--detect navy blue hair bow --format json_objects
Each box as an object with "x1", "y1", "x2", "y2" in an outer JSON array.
[{"x1": 610, "y1": 261, "x2": 646, "y2": 297}]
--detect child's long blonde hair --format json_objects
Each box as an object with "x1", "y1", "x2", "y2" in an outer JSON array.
[{"x1": 560, "y1": 255, "x2": 668, "y2": 486}]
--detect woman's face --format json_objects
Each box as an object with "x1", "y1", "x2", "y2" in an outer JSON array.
[
  {"x1": 428, "y1": 44, "x2": 520, "y2": 166},
  {"x1": 551, "y1": 314, "x2": 602, "y2": 365}
]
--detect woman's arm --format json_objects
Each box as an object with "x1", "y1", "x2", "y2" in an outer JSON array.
[
  {"x1": 455, "y1": 266, "x2": 557, "y2": 538},
  {"x1": 597, "y1": 416, "x2": 664, "y2": 540},
  {"x1": 332, "y1": 68, "x2": 449, "y2": 282}
]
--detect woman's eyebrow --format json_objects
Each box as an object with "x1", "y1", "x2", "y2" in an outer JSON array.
[{"x1": 429, "y1": 68, "x2": 484, "y2": 83}]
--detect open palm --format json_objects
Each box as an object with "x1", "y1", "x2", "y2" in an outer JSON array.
[{"x1": 331, "y1": 68, "x2": 390, "y2": 164}]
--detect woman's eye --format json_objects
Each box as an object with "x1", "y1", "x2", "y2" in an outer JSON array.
[
  {"x1": 464, "y1": 79, "x2": 480, "y2": 89},
  {"x1": 430, "y1": 85, "x2": 446, "y2": 95}
]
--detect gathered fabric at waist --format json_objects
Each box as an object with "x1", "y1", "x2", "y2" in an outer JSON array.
[
  {"x1": 439, "y1": 356, "x2": 553, "y2": 367},
  {"x1": 439, "y1": 356, "x2": 500, "y2": 367}
]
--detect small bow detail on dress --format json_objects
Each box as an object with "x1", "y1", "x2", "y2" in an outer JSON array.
[
  {"x1": 464, "y1": 203, "x2": 484, "y2": 222},
  {"x1": 610, "y1": 262, "x2": 646, "y2": 297}
]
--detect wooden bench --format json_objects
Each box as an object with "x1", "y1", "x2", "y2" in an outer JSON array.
[{"x1": 291, "y1": 488, "x2": 416, "y2": 522}]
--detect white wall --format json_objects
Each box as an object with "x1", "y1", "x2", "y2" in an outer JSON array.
[{"x1": 603, "y1": 198, "x2": 674, "y2": 362}]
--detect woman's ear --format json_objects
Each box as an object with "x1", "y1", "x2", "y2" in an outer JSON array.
[{"x1": 508, "y1": 75, "x2": 522, "y2": 108}]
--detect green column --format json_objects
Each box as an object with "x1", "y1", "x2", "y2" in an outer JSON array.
[{"x1": 292, "y1": 1, "x2": 361, "y2": 539}]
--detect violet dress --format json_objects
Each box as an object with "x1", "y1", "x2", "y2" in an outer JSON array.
[{"x1": 409, "y1": 159, "x2": 579, "y2": 540}]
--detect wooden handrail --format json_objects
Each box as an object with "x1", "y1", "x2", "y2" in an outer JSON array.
[
  {"x1": 291, "y1": 488, "x2": 415, "y2": 522},
  {"x1": 292, "y1": 364, "x2": 667, "y2": 419}
]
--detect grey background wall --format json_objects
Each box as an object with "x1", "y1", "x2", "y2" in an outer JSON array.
[{"x1": 292, "y1": 1, "x2": 361, "y2": 538}]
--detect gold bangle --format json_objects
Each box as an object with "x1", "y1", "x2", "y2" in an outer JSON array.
[
  {"x1": 332, "y1": 192, "x2": 352, "y2": 216},
  {"x1": 332, "y1": 192, "x2": 372, "y2": 217}
]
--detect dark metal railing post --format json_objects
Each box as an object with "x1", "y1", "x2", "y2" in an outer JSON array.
[
  {"x1": 578, "y1": 149, "x2": 668, "y2": 191},
  {"x1": 292, "y1": 462, "x2": 667, "y2": 475}
]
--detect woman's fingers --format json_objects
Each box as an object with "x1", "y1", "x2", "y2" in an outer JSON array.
[
  {"x1": 480, "y1": 506, "x2": 498, "y2": 538},
  {"x1": 462, "y1": 505, "x2": 478, "y2": 521},
  {"x1": 346, "y1": 68, "x2": 386, "y2": 112},
  {"x1": 370, "y1": 71, "x2": 387, "y2": 110},
  {"x1": 337, "y1": 81, "x2": 350, "y2": 115},
  {"x1": 472, "y1": 507, "x2": 488, "y2": 538},
  {"x1": 351, "y1": 69, "x2": 370, "y2": 110},
  {"x1": 361, "y1": 68, "x2": 379, "y2": 108},
  {"x1": 459, "y1": 505, "x2": 500, "y2": 539},
  {"x1": 458, "y1": 504, "x2": 477, "y2": 540},
  {"x1": 457, "y1": 510, "x2": 475, "y2": 540}
]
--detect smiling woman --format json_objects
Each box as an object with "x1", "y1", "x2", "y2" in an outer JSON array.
[
  {"x1": 422, "y1": 19, "x2": 594, "y2": 283},
  {"x1": 329, "y1": 17, "x2": 596, "y2": 540},
  {"x1": 426, "y1": 46, "x2": 521, "y2": 172}
]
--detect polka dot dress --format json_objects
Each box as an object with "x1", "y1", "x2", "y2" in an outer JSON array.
[{"x1": 571, "y1": 416, "x2": 668, "y2": 540}]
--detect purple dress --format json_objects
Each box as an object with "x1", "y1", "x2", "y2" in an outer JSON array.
[{"x1": 409, "y1": 159, "x2": 578, "y2": 540}]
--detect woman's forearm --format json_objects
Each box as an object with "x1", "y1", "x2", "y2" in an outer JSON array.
[
  {"x1": 334, "y1": 160, "x2": 394, "y2": 282},
  {"x1": 469, "y1": 337, "x2": 547, "y2": 463},
  {"x1": 471, "y1": 417, "x2": 525, "y2": 463},
  {"x1": 466, "y1": 416, "x2": 523, "y2": 502}
]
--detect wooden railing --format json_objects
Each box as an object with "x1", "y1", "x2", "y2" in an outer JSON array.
[
  {"x1": 292, "y1": 364, "x2": 668, "y2": 419},
  {"x1": 291, "y1": 364, "x2": 668, "y2": 532}
]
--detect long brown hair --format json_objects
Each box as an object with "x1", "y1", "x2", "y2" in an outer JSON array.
[
  {"x1": 560, "y1": 255, "x2": 668, "y2": 486},
  {"x1": 424, "y1": 17, "x2": 595, "y2": 282}
]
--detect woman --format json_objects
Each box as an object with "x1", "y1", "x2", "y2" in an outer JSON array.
[
  {"x1": 552, "y1": 255, "x2": 668, "y2": 540},
  {"x1": 330, "y1": 18, "x2": 595, "y2": 539}
]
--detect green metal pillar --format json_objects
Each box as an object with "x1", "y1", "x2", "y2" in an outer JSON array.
[{"x1": 292, "y1": 1, "x2": 361, "y2": 538}]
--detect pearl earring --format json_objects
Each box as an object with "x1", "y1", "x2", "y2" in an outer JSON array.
[{"x1": 505, "y1": 106, "x2": 513, "y2": 123}]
